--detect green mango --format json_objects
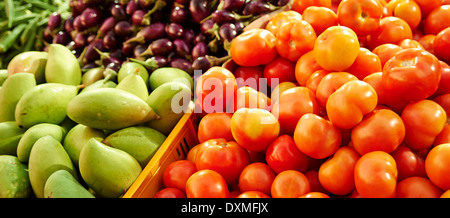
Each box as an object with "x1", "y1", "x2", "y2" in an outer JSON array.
[
  {"x1": 0, "y1": 72, "x2": 36, "y2": 122},
  {"x1": 0, "y1": 69, "x2": 7, "y2": 86},
  {"x1": 79, "y1": 138, "x2": 142, "y2": 198},
  {"x1": 67, "y1": 88, "x2": 159, "y2": 130},
  {"x1": 103, "y1": 126, "x2": 166, "y2": 168},
  {"x1": 0, "y1": 155, "x2": 31, "y2": 198},
  {"x1": 15, "y1": 83, "x2": 79, "y2": 129},
  {"x1": 148, "y1": 67, "x2": 193, "y2": 92},
  {"x1": 63, "y1": 124, "x2": 106, "y2": 166},
  {"x1": 118, "y1": 62, "x2": 149, "y2": 86},
  {"x1": 45, "y1": 44, "x2": 81, "y2": 85},
  {"x1": 44, "y1": 170, "x2": 95, "y2": 198},
  {"x1": 0, "y1": 121, "x2": 25, "y2": 156},
  {"x1": 17, "y1": 123, "x2": 66, "y2": 163},
  {"x1": 116, "y1": 69, "x2": 149, "y2": 101},
  {"x1": 7, "y1": 51, "x2": 48, "y2": 84},
  {"x1": 80, "y1": 79, "x2": 117, "y2": 94},
  {"x1": 82, "y1": 67, "x2": 105, "y2": 86},
  {"x1": 28, "y1": 135, "x2": 77, "y2": 198},
  {"x1": 147, "y1": 82, "x2": 192, "y2": 135}
]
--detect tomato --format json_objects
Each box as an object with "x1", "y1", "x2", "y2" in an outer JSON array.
[
  {"x1": 153, "y1": 187, "x2": 186, "y2": 198},
  {"x1": 295, "y1": 50, "x2": 323, "y2": 86},
  {"x1": 237, "y1": 191, "x2": 270, "y2": 198},
  {"x1": 298, "y1": 192, "x2": 331, "y2": 198},
  {"x1": 196, "y1": 66, "x2": 237, "y2": 113},
  {"x1": 294, "y1": 113, "x2": 341, "y2": 159},
  {"x1": 417, "y1": 34, "x2": 436, "y2": 54},
  {"x1": 390, "y1": 144, "x2": 427, "y2": 181},
  {"x1": 434, "y1": 125, "x2": 450, "y2": 146},
  {"x1": 272, "y1": 86, "x2": 321, "y2": 134},
  {"x1": 346, "y1": 47, "x2": 382, "y2": 80},
  {"x1": 270, "y1": 81, "x2": 297, "y2": 104},
  {"x1": 326, "y1": 80, "x2": 378, "y2": 129},
  {"x1": 292, "y1": 0, "x2": 332, "y2": 14},
  {"x1": 434, "y1": 61, "x2": 450, "y2": 97},
  {"x1": 366, "y1": 16, "x2": 412, "y2": 50},
  {"x1": 271, "y1": 170, "x2": 311, "y2": 198},
  {"x1": 266, "y1": 135, "x2": 309, "y2": 174},
  {"x1": 263, "y1": 56, "x2": 296, "y2": 88},
  {"x1": 441, "y1": 190, "x2": 450, "y2": 198},
  {"x1": 305, "y1": 170, "x2": 329, "y2": 194},
  {"x1": 302, "y1": 6, "x2": 338, "y2": 35},
  {"x1": 337, "y1": 0, "x2": 383, "y2": 36},
  {"x1": 316, "y1": 72, "x2": 358, "y2": 108},
  {"x1": 238, "y1": 162, "x2": 276, "y2": 196},
  {"x1": 414, "y1": 0, "x2": 441, "y2": 17},
  {"x1": 354, "y1": 151, "x2": 397, "y2": 198},
  {"x1": 398, "y1": 39, "x2": 424, "y2": 50},
  {"x1": 265, "y1": 10, "x2": 302, "y2": 36},
  {"x1": 314, "y1": 26, "x2": 360, "y2": 71},
  {"x1": 401, "y1": 100, "x2": 447, "y2": 150},
  {"x1": 306, "y1": 69, "x2": 329, "y2": 94},
  {"x1": 185, "y1": 169, "x2": 230, "y2": 198},
  {"x1": 387, "y1": 0, "x2": 421, "y2": 30},
  {"x1": 195, "y1": 139, "x2": 249, "y2": 184},
  {"x1": 318, "y1": 146, "x2": 360, "y2": 196},
  {"x1": 426, "y1": 144, "x2": 450, "y2": 190},
  {"x1": 234, "y1": 86, "x2": 271, "y2": 112},
  {"x1": 233, "y1": 66, "x2": 265, "y2": 91},
  {"x1": 230, "y1": 107, "x2": 280, "y2": 152},
  {"x1": 230, "y1": 29, "x2": 278, "y2": 67},
  {"x1": 434, "y1": 94, "x2": 450, "y2": 123},
  {"x1": 433, "y1": 27, "x2": 450, "y2": 63},
  {"x1": 424, "y1": 5, "x2": 450, "y2": 35},
  {"x1": 275, "y1": 20, "x2": 317, "y2": 62},
  {"x1": 396, "y1": 177, "x2": 443, "y2": 198},
  {"x1": 351, "y1": 109, "x2": 405, "y2": 155},
  {"x1": 186, "y1": 144, "x2": 201, "y2": 163},
  {"x1": 197, "y1": 112, "x2": 234, "y2": 143},
  {"x1": 382, "y1": 48, "x2": 441, "y2": 102},
  {"x1": 371, "y1": 43, "x2": 402, "y2": 67},
  {"x1": 163, "y1": 160, "x2": 197, "y2": 193}
]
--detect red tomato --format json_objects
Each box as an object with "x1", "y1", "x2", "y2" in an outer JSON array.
[
  {"x1": 237, "y1": 191, "x2": 270, "y2": 198},
  {"x1": 337, "y1": 0, "x2": 383, "y2": 36},
  {"x1": 302, "y1": 6, "x2": 338, "y2": 35},
  {"x1": 263, "y1": 56, "x2": 296, "y2": 88},
  {"x1": 434, "y1": 93, "x2": 450, "y2": 124},
  {"x1": 230, "y1": 107, "x2": 280, "y2": 152},
  {"x1": 434, "y1": 125, "x2": 450, "y2": 146},
  {"x1": 382, "y1": 48, "x2": 441, "y2": 102},
  {"x1": 266, "y1": 135, "x2": 310, "y2": 174},
  {"x1": 163, "y1": 160, "x2": 197, "y2": 193},
  {"x1": 414, "y1": 0, "x2": 441, "y2": 17},
  {"x1": 326, "y1": 80, "x2": 378, "y2": 129},
  {"x1": 434, "y1": 61, "x2": 450, "y2": 97},
  {"x1": 390, "y1": 144, "x2": 427, "y2": 181},
  {"x1": 295, "y1": 50, "x2": 323, "y2": 86},
  {"x1": 272, "y1": 86, "x2": 321, "y2": 134},
  {"x1": 424, "y1": 5, "x2": 450, "y2": 35},
  {"x1": 292, "y1": 0, "x2": 332, "y2": 14},
  {"x1": 433, "y1": 26, "x2": 450, "y2": 63},
  {"x1": 197, "y1": 113, "x2": 234, "y2": 143},
  {"x1": 318, "y1": 146, "x2": 360, "y2": 196},
  {"x1": 417, "y1": 34, "x2": 436, "y2": 54},
  {"x1": 371, "y1": 43, "x2": 402, "y2": 67},
  {"x1": 351, "y1": 109, "x2": 405, "y2": 155},
  {"x1": 238, "y1": 162, "x2": 276, "y2": 196},
  {"x1": 401, "y1": 100, "x2": 447, "y2": 150},
  {"x1": 398, "y1": 39, "x2": 424, "y2": 50},
  {"x1": 186, "y1": 169, "x2": 230, "y2": 198},
  {"x1": 195, "y1": 139, "x2": 249, "y2": 184},
  {"x1": 186, "y1": 144, "x2": 201, "y2": 163},
  {"x1": 306, "y1": 69, "x2": 329, "y2": 94},
  {"x1": 316, "y1": 72, "x2": 358, "y2": 109},
  {"x1": 233, "y1": 66, "x2": 265, "y2": 91},
  {"x1": 196, "y1": 66, "x2": 237, "y2": 113},
  {"x1": 425, "y1": 144, "x2": 450, "y2": 190},
  {"x1": 366, "y1": 16, "x2": 412, "y2": 50},
  {"x1": 294, "y1": 113, "x2": 342, "y2": 159},
  {"x1": 153, "y1": 187, "x2": 186, "y2": 198},
  {"x1": 346, "y1": 47, "x2": 382, "y2": 80},
  {"x1": 354, "y1": 151, "x2": 397, "y2": 198},
  {"x1": 271, "y1": 170, "x2": 311, "y2": 198},
  {"x1": 305, "y1": 170, "x2": 329, "y2": 194},
  {"x1": 396, "y1": 177, "x2": 443, "y2": 198},
  {"x1": 298, "y1": 192, "x2": 331, "y2": 198},
  {"x1": 230, "y1": 29, "x2": 278, "y2": 67},
  {"x1": 275, "y1": 20, "x2": 317, "y2": 62},
  {"x1": 234, "y1": 86, "x2": 271, "y2": 112}
]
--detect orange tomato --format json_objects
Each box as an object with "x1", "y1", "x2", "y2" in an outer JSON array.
[
  {"x1": 305, "y1": 69, "x2": 329, "y2": 94},
  {"x1": 414, "y1": 0, "x2": 441, "y2": 17},
  {"x1": 292, "y1": 0, "x2": 332, "y2": 14},
  {"x1": 345, "y1": 47, "x2": 382, "y2": 80},
  {"x1": 185, "y1": 170, "x2": 230, "y2": 198},
  {"x1": 197, "y1": 112, "x2": 234, "y2": 143},
  {"x1": 417, "y1": 34, "x2": 435, "y2": 54},
  {"x1": 337, "y1": 0, "x2": 384, "y2": 36},
  {"x1": 366, "y1": 16, "x2": 413, "y2": 50},
  {"x1": 298, "y1": 192, "x2": 331, "y2": 198},
  {"x1": 265, "y1": 10, "x2": 302, "y2": 36},
  {"x1": 295, "y1": 50, "x2": 323, "y2": 86},
  {"x1": 314, "y1": 26, "x2": 360, "y2": 71},
  {"x1": 387, "y1": 0, "x2": 421, "y2": 30},
  {"x1": 302, "y1": 6, "x2": 338, "y2": 35},
  {"x1": 371, "y1": 43, "x2": 403, "y2": 67},
  {"x1": 354, "y1": 151, "x2": 397, "y2": 198},
  {"x1": 396, "y1": 176, "x2": 443, "y2": 198},
  {"x1": 426, "y1": 144, "x2": 450, "y2": 190},
  {"x1": 315, "y1": 72, "x2": 358, "y2": 108},
  {"x1": 424, "y1": 5, "x2": 450, "y2": 35},
  {"x1": 237, "y1": 191, "x2": 270, "y2": 198},
  {"x1": 238, "y1": 162, "x2": 276, "y2": 196},
  {"x1": 230, "y1": 29, "x2": 278, "y2": 67},
  {"x1": 275, "y1": 20, "x2": 317, "y2": 62},
  {"x1": 271, "y1": 170, "x2": 311, "y2": 198},
  {"x1": 234, "y1": 86, "x2": 271, "y2": 112}
]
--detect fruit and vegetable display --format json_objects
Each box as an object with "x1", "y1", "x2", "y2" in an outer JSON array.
[{"x1": 1, "y1": 0, "x2": 450, "y2": 199}]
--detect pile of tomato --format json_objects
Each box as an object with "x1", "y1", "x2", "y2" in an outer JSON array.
[{"x1": 154, "y1": 0, "x2": 450, "y2": 198}]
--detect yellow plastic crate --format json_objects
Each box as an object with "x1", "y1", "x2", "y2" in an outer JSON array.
[{"x1": 123, "y1": 101, "x2": 198, "y2": 198}]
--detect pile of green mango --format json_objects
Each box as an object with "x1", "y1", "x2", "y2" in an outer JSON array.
[{"x1": 0, "y1": 44, "x2": 194, "y2": 198}]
